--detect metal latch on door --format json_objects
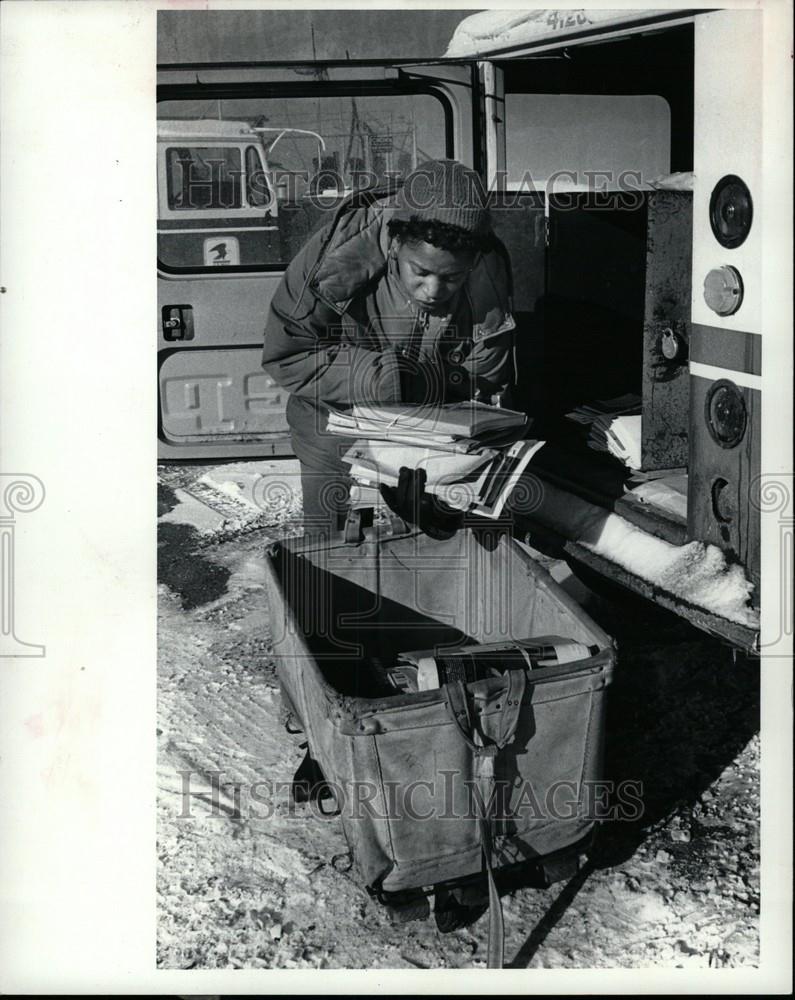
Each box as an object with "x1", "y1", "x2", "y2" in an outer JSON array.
[{"x1": 161, "y1": 305, "x2": 194, "y2": 341}]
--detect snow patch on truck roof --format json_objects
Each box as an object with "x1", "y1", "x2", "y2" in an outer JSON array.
[{"x1": 444, "y1": 9, "x2": 671, "y2": 57}]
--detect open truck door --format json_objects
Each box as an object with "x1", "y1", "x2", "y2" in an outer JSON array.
[
  {"x1": 445, "y1": 9, "x2": 764, "y2": 653},
  {"x1": 157, "y1": 59, "x2": 491, "y2": 459}
]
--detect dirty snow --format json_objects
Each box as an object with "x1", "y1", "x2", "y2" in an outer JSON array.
[{"x1": 160, "y1": 461, "x2": 303, "y2": 544}]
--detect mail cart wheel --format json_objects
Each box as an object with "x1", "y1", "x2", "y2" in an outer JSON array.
[
  {"x1": 525, "y1": 830, "x2": 594, "y2": 888},
  {"x1": 535, "y1": 850, "x2": 580, "y2": 888},
  {"x1": 379, "y1": 887, "x2": 431, "y2": 925},
  {"x1": 450, "y1": 880, "x2": 490, "y2": 908},
  {"x1": 433, "y1": 883, "x2": 488, "y2": 933}
]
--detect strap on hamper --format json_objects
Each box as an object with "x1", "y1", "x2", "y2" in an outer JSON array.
[{"x1": 444, "y1": 671, "x2": 526, "y2": 969}]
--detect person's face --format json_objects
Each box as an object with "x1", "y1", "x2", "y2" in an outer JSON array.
[{"x1": 393, "y1": 238, "x2": 476, "y2": 314}]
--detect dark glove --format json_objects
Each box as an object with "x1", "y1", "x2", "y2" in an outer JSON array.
[{"x1": 379, "y1": 466, "x2": 464, "y2": 541}]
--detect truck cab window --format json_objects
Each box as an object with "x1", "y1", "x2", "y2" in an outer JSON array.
[{"x1": 166, "y1": 146, "x2": 243, "y2": 210}]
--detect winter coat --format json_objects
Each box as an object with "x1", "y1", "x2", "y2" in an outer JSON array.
[{"x1": 262, "y1": 194, "x2": 516, "y2": 412}]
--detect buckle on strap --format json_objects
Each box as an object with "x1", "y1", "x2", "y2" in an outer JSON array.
[
  {"x1": 444, "y1": 669, "x2": 526, "y2": 752},
  {"x1": 343, "y1": 507, "x2": 364, "y2": 544},
  {"x1": 491, "y1": 668, "x2": 526, "y2": 749}
]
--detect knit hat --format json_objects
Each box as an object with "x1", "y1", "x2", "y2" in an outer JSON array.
[{"x1": 394, "y1": 159, "x2": 490, "y2": 235}]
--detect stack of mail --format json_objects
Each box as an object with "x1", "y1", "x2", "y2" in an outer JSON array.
[
  {"x1": 564, "y1": 393, "x2": 641, "y2": 427},
  {"x1": 343, "y1": 437, "x2": 545, "y2": 519},
  {"x1": 327, "y1": 400, "x2": 528, "y2": 454},
  {"x1": 565, "y1": 393, "x2": 642, "y2": 469},
  {"x1": 389, "y1": 635, "x2": 600, "y2": 692}
]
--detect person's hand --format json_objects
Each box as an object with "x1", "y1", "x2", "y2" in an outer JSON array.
[
  {"x1": 379, "y1": 466, "x2": 463, "y2": 540},
  {"x1": 379, "y1": 465, "x2": 425, "y2": 525}
]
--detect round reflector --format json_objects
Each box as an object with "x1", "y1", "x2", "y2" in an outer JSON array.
[
  {"x1": 705, "y1": 379, "x2": 747, "y2": 449},
  {"x1": 709, "y1": 175, "x2": 753, "y2": 249}
]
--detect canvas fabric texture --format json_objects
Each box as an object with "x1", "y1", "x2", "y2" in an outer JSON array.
[{"x1": 264, "y1": 526, "x2": 615, "y2": 897}]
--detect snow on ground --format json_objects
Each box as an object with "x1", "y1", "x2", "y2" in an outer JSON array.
[
  {"x1": 159, "y1": 460, "x2": 303, "y2": 543},
  {"x1": 157, "y1": 461, "x2": 760, "y2": 970}
]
